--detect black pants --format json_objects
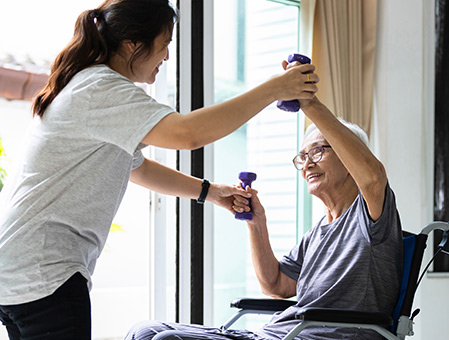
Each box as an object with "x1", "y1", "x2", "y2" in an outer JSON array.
[{"x1": 0, "y1": 272, "x2": 91, "y2": 340}]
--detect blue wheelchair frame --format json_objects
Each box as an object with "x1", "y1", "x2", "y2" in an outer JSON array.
[{"x1": 222, "y1": 222, "x2": 449, "y2": 340}]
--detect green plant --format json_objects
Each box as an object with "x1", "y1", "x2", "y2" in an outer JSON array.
[{"x1": 0, "y1": 137, "x2": 7, "y2": 192}]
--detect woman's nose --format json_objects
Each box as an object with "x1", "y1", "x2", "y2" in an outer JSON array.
[{"x1": 303, "y1": 157, "x2": 316, "y2": 170}]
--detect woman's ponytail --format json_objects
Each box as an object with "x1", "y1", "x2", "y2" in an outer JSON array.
[{"x1": 32, "y1": 9, "x2": 108, "y2": 117}]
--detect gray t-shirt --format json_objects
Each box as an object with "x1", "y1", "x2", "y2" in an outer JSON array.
[
  {"x1": 0, "y1": 64, "x2": 174, "y2": 305},
  {"x1": 255, "y1": 185, "x2": 403, "y2": 340}
]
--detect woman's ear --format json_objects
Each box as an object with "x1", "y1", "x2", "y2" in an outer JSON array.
[{"x1": 124, "y1": 40, "x2": 138, "y2": 53}]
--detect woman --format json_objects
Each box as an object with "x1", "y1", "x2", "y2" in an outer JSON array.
[
  {"x1": 235, "y1": 99, "x2": 403, "y2": 340},
  {"x1": 0, "y1": 0, "x2": 318, "y2": 339},
  {"x1": 125, "y1": 102, "x2": 403, "y2": 340}
]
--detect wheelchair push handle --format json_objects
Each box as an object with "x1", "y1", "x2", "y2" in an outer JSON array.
[{"x1": 235, "y1": 171, "x2": 257, "y2": 221}]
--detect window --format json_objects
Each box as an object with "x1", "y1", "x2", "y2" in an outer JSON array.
[{"x1": 210, "y1": 0, "x2": 312, "y2": 328}]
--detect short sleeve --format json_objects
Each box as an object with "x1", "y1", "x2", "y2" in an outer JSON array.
[
  {"x1": 132, "y1": 150, "x2": 145, "y2": 170},
  {"x1": 84, "y1": 73, "x2": 174, "y2": 155},
  {"x1": 279, "y1": 230, "x2": 312, "y2": 281},
  {"x1": 357, "y1": 182, "x2": 401, "y2": 245}
]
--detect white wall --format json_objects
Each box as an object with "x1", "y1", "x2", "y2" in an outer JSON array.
[{"x1": 374, "y1": 0, "x2": 448, "y2": 339}]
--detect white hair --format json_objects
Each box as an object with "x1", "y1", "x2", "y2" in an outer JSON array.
[{"x1": 303, "y1": 118, "x2": 369, "y2": 147}]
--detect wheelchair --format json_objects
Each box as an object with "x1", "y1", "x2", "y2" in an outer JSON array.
[{"x1": 221, "y1": 221, "x2": 449, "y2": 340}]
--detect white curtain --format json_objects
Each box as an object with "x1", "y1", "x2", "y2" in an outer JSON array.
[{"x1": 301, "y1": 0, "x2": 378, "y2": 137}]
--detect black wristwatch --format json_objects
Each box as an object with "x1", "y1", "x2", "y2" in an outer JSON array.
[{"x1": 196, "y1": 179, "x2": 210, "y2": 204}]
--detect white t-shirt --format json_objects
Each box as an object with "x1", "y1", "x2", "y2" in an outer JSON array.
[{"x1": 0, "y1": 64, "x2": 174, "y2": 305}]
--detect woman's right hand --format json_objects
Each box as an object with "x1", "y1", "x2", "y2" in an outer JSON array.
[{"x1": 271, "y1": 62, "x2": 319, "y2": 102}]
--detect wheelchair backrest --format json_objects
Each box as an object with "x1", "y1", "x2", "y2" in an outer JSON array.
[
  {"x1": 391, "y1": 226, "x2": 446, "y2": 333},
  {"x1": 391, "y1": 234, "x2": 417, "y2": 332}
]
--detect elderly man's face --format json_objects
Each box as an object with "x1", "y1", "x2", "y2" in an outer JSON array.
[{"x1": 300, "y1": 129, "x2": 350, "y2": 198}]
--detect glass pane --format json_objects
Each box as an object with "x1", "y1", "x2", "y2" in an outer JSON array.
[
  {"x1": 144, "y1": 0, "x2": 178, "y2": 320},
  {"x1": 212, "y1": 0, "x2": 301, "y2": 328}
]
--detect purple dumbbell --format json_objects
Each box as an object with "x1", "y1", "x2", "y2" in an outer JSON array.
[
  {"x1": 276, "y1": 53, "x2": 311, "y2": 112},
  {"x1": 235, "y1": 171, "x2": 257, "y2": 221}
]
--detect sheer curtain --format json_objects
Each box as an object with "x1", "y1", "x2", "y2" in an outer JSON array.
[{"x1": 301, "y1": 0, "x2": 378, "y2": 136}]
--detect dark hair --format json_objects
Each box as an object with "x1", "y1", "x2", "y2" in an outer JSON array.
[{"x1": 32, "y1": 0, "x2": 177, "y2": 117}]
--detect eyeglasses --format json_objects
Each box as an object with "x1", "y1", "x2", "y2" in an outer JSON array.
[{"x1": 292, "y1": 145, "x2": 332, "y2": 170}]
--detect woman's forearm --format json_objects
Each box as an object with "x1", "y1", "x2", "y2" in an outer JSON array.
[
  {"x1": 143, "y1": 64, "x2": 317, "y2": 149},
  {"x1": 130, "y1": 158, "x2": 251, "y2": 214},
  {"x1": 130, "y1": 158, "x2": 202, "y2": 198},
  {"x1": 301, "y1": 99, "x2": 386, "y2": 186},
  {"x1": 143, "y1": 82, "x2": 275, "y2": 150},
  {"x1": 301, "y1": 98, "x2": 387, "y2": 219},
  {"x1": 248, "y1": 223, "x2": 296, "y2": 299}
]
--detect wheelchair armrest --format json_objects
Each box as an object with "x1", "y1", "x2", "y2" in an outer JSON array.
[
  {"x1": 231, "y1": 298, "x2": 296, "y2": 312},
  {"x1": 295, "y1": 307, "x2": 392, "y2": 327}
]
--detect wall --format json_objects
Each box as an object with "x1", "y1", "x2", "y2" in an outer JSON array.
[{"x1": 374, "y1": 0, "x2": 449, "y2": 339}]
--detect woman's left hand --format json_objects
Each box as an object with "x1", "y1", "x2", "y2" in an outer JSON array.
[{"x1": 207, "y1": 183, "x2": 252, "y2": 214}]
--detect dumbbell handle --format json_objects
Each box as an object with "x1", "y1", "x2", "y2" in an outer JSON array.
[
  {"x1": 235, "y1": 172, "x2": 257, "y2": 221},
  {"x1": 276, "y1": 54, "x2": 311, "y2": 112}
]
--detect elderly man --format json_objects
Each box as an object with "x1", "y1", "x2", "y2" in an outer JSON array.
[{"x1": 125, "y1": 96, "x2": 403, "y2": 340}]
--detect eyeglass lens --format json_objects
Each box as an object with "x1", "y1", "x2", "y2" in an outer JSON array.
[{"x1": 294, "y1": 146, "x2": 325, "y2": 169}]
